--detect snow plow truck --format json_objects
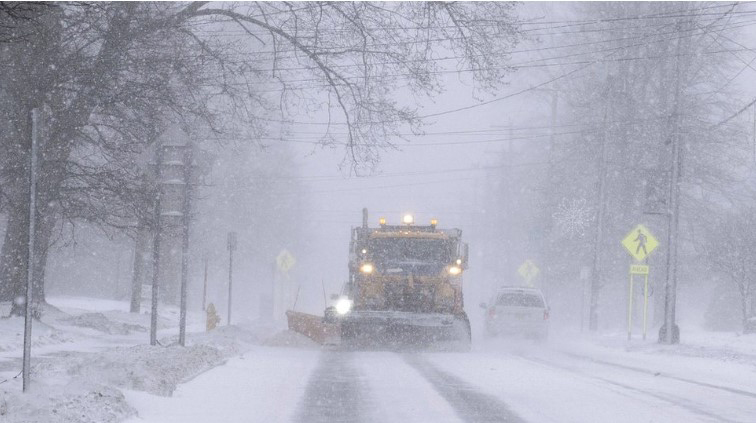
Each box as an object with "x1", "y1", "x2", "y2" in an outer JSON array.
[{"x1": 322, "y1": 209, "x2": 471, "y2": 349}]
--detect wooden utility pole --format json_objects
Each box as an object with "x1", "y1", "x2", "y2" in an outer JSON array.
[
  {"x1": 661, "y1": 17, "x2": 686, "y2": 344},
  {"x1": 589, "y1": 83, "x2": 611, "y2": 332}
]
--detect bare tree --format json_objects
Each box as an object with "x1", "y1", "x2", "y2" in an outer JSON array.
[
  {"x1": 703, "y1": 209, "x2": 756, "y2": 332},
  {"x1": 0, "y1": 2, "x2": 522, "y2": 314}
]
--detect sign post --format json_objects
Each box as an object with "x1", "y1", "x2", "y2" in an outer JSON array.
[
  {"x1": 226, "y1": 232, "x2": 237, "y2": 325},
  {"x1": 621, "y1": 225, "x2": 658, "y2": 341}
]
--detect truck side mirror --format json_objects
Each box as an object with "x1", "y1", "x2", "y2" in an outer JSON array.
[{"x1": 462, "y1": 243, "x2": 470, "y2": 268}]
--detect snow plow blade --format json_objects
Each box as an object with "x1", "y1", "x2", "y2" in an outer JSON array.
[{"x1": 286, "y1": 310, "x2": 339, "y2": 345}]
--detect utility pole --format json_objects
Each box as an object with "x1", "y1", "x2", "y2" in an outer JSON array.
[
  {"x1": 22, "y1": 108, "x2": 39, "y2": 393},
  {"x1": 589, "y1": 79, "x2": 612, "y2": 332},
  {"x1": 227, "y1": 231, "x2": 237, "y2": 325},
  {"x1": 588, "y1": 92, "x2": 610, "y2": 332},
  {"x1": 178, "y1": 142, "x2": 193, "y2": 347},
  {"x1": 149, "y1": 143, "x2": 164, "y2": 346},
  {"x1": 661, "y1": 17, "x2": 686, "y2": 345}
]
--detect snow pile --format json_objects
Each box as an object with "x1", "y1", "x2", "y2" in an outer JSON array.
[
  {"x1": 0, "y1": 297, "x2": 272, "y2": 422},
  {"x1": 61, "y1": 312, "x2": 147, "y2": 335},
  {"x1": 2, "y1": 384, "x2": 136, "y2": 423},
  {"x1": 56, "y1": 344, "x2": 226, "y2": 396}
]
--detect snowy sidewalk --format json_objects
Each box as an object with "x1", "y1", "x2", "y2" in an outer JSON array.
[
  {"x1": 0, "y1": 296, "x2": 273, "y2": 423},
  {"x1": 123, "y1": 347, "x2": 320, "y2": 423}
]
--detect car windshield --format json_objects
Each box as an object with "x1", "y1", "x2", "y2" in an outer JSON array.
[{"x1": 497, "y1": 293, "x2": 544, "y2": 308}]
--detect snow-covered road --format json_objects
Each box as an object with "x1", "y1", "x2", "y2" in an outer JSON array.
[{"x1": 124, "y1": 341, "x2": 756, "y2": 423}]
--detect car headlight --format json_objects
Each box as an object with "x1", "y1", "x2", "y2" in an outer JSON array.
[
  {"x1": 448, "y1": 265, "x2": 462, "y2": 275},
  {"x1": 335, "y1": 297, "x2": 353, "y2": 315},
  {"x1": 360, "y1": 263, "x2": 374, "y2": 274}
]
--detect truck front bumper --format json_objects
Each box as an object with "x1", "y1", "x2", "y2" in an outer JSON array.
[{"x1": 339, "y1": 310, "x2": 458, "y2": 328}]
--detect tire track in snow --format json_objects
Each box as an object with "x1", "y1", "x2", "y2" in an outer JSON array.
[
  {"x1": 557, "y1": 350, "x2": 756, "y2": 399},
  {"x1": 512, "y1": 354, "x2": 743, "y2": 423},
  {"x1": 403, "y1": 354, "x2": 526, "y2": 423},
  {"x1": 294, "y1": 351, "x2": 371, "y2": 423}
]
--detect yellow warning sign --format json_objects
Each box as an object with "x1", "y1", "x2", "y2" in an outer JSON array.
[
  {"x1": 621, "y1": 224, "x2": 659, "y2": 261},
  {"x1": 276, "y1": 249, "x2": 296, "y2": 273},
  {"x1": 517, "y1": 260, "x2": 540, "y2": 285}
]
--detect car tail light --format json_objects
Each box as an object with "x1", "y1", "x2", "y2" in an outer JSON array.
[
  {"x1": 543, "y1": 309, "x2": 550, "y2": 320},
  {"x1": 488, "y1": 308, "x2": 496, "y2": 319}
]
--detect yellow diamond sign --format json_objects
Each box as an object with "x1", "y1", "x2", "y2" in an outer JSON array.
[
  {"x1": 517, "y1": 259, "x2": 540, "y2": 285},
  {"x1": 276, "y1": 249, "x2": 296, "y2": 273},
  {"x1": 621, "y1": 224, "x2": 659, "y2": 262}
]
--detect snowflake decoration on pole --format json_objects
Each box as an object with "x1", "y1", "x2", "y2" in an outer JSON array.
[{"x1": 552, "y1": 198, "x2": 593, "y2": 238}]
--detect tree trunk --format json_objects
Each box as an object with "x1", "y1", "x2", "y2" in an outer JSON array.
[
  {"x1": 130, "y1": 220, "x2": 151, "y2": 313},
  {"x1": 0, "y1": 208, "x2": 29, "y2": 305}
]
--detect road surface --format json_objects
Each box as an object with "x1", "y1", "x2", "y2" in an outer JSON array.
[{"x1": 125, "y1": 341, "x2": 756, "y2": 423}]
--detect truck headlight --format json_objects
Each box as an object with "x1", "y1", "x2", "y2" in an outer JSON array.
[
  {"x1": 360, "y1": 263, "x2": 374, "y2": 274},
  {"x1": 335, "y1": 298, "x2": 353, "y2": 315},
  {"x1": 448, "y1": 265, "x2": 462, "y2": 276}
]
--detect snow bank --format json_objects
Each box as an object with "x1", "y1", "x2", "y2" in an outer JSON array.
[
  {"x1": 2, "y1": 384, "x2": 136, "y2": 423},
  {"x1": 61, "y1": 313, "x2": 147, "y2": 336},
  {"x1": 0, "y1": 297, "x2": 276, "y2": 423}
]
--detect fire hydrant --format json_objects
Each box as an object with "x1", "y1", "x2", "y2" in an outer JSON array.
[{"x1": 206, "y1": 303, "x2": 221, "y2": 331}]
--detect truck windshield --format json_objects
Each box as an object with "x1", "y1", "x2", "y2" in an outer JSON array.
[{"x1": 369, "y1": 237, "x2": 451, "y2": 269}]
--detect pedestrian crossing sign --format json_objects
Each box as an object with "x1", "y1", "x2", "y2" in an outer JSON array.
[{"x1": 621, "y1": 224, "x2": 659, "y2": 261}]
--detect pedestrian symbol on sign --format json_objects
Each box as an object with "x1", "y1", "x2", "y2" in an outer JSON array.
[
  {"x1": 621, "y1": 224, "x2": 659, "y2": 262},
  {"x1": 634, "y1": 229, "x2": 647, "y2": 256}
]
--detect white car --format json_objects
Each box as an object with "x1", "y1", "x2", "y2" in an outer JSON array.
[{"x1": 481, "y1": 286, "x2": 549, "y2": 340}]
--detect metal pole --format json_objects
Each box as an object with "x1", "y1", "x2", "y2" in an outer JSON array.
[
  {"x1": 150, "y1": 143, "x2": 164, "y2": 346},
  {"x1": 643, "y1": 274, "x2": 649, "y2": 341},
  {"x1": 227, "y1": 247, "x2": 233, "y2": 325},
  {"x1": 22, "y1": 108, "x2": 39, "y2": 393},
  {"x1": 202, "y1": 256, "x2": 208, "y2": 311},
  {"x1": 580, "y1": 273, "x2": 586, "y2": 333},
  {"x1": 627, "y1": 272, "x2": 634, "y2": 341},
  {"x1": 178, "y1": 143, "x2": 193, "y2": 347}
]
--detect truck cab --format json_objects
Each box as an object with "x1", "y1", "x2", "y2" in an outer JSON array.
[{"x1": 327, "y1": 209, "x2": 471, "y2": 348}]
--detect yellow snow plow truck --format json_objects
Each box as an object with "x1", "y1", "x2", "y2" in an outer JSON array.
[{"x1": 324, "y1": 209, "x2": 471, "y2": 349}]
